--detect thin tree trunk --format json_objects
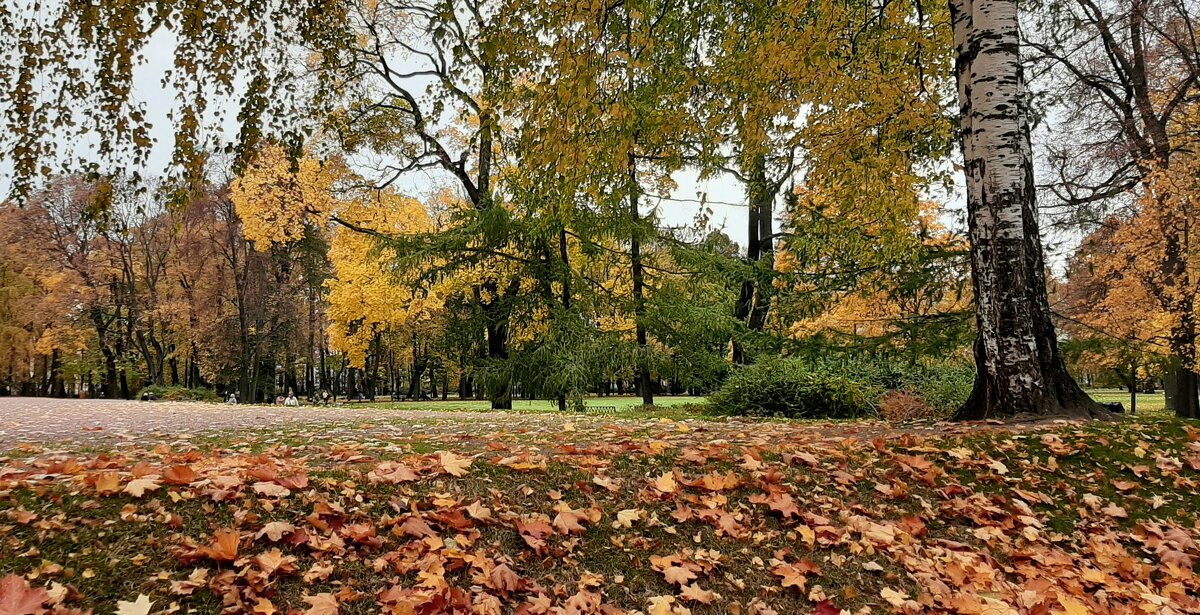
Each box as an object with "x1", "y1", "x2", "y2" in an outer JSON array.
[
  {"x1": 628, "y1": 152, "x2": 654, "y2": 407},
  {"x1": 482, "y1": 280, "x2": 515, "y2": 409},
  {"x1": 949, "y1": 0, "x2": 1105, "y2": 419},
  {"x1": 732, "y1": 154, "x2": 777, "y2": 363}
]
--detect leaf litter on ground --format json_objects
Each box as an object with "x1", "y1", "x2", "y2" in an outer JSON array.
[{"x1": 1, "y1": 414, "x2": 1199, "y2": 614}]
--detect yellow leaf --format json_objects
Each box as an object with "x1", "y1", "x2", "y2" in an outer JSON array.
[
  {"x1": 439, "y1": 452, "x2": 472, "y2": 477},
  {"x1": 1056, "y1": 595, "x2": 1091, "y2": 615},
  {"x1": 115, "y1": 594, "x2": 153, "y2": 615},
  {"x1": 94, "y1": 471, "x2": 120, "y2": 495},
  {"x1": 124, "y1": 477, "x2": 161, "y2": 498},
  {"x1": 653, "y1": 472, "x2": 677, "y2": 493},
  {"x1": 647, "y1": 595, "x2": 675, "y2": 615},
  {"x1": 615, "y1": 509, "x2": 640, "y2": 528}
]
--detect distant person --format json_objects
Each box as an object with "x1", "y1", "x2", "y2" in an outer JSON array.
[
  {"x1": 226, "y1": 392, "x2": 238, "y2": 405},
  {"x1": 285, "y1": 389, "x2": 299, "y2": 407},
  {"x1": 320, "y1": 389, "x2": 331, "y2": 406}
]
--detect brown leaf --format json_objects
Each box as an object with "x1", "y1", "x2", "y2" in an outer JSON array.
[
  {"x1": 552, "y1": 510, "x2": 587, "y2": 535},
  {"x1": 368, "y1": 461, "x2": 419, "y2": 484},
  {"x1": 487, "y1": 563, "x2": 521, "y2": 595},
  {"x1": 0, "y1": 574, "x2": 49, "y2": 615},
  {"x1": 302, "y1": 592, "x2": 339, "y2": 615},
  {"x1": 198, "y1": 529, "x2": 239, "y2": 562},
  {"x1": 255, "y1": 548, "x2": 298, "y2": 576},
  {"x1": 162, "y1": 465, "x2": 197, "y2": 486},
  {"x1": 662, "y1": 566, "x2": 697, "y2": 586}
]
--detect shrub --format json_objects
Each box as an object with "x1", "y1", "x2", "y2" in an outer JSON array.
[
  {"x1": 708, "y1": 359, "x2": 877, "y2": 419},
  {"x1": 899, "y1": 361, "x2": 974, "y2": 415},
  {"x1": 878, "y1": 390, "x2": 937, "y2": 421},
  {"x1": 137, "y1": 385, "x2": 220, "y2": 402},
  {"x1": 707, "y1": 356, "x2": 974, "y2": 421},
  {"x1": 803, "y1": 356, "x2": 974, "y2": 418}
]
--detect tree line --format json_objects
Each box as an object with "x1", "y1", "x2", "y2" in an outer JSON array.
[{"x1": 1, "y1": 0, "x2": 1197, "y2": 418}]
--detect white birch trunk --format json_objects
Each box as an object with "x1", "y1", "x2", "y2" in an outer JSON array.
[{"x1": 951, "y1": 0, "x2": 1103, "y2": 418}]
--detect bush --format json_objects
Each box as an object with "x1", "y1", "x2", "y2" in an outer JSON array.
[
  {"x1": 878, "y1": 390, "x2": 937, "y2": 421},
  {"x1": 899, "y1": 361, "x2": 974, "y2": 415},
  {"x1": 707, "y1": 356, "x2": 974, "y2": 421},
  {"x1": 137, "y1": 385, "x2": 220, "y2": 402},
  {"x1": 708, "y1": 359, "x2": 877, "y2": 419},
  {"x1": 803, "y1": 356, "x2": 974, "y2": 418}
]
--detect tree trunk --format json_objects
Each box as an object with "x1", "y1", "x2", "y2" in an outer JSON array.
[
  {"x1": 1168, "y1": 361, "x2": 1200, "y2": 418},
  {"x1": 482, "y1": 278, "x2": 515, "y2": 409},
  {"x1": 949, "y1": 0, "x2": 1106, "y2": 420},
  {"x1": 628, "y1": 152, "x2": 654, "y2": 407},
  {"x1": 732, "y1": 154, "x2": 776, "y2": 364}
]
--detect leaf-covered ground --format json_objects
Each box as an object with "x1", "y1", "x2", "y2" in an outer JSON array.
[{"x1": 2, "y1": 412, "x2": 1199, "y2": 615}]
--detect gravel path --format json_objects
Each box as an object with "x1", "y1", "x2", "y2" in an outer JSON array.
[
  {"x1": 0, "y1": 397, "x2": 1032, "y2": 454},
  {"x1": 0, "y1": 397, "x2": 526, "y2": 449}
]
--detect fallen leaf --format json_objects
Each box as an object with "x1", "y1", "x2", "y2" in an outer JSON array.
[
  {"x1": 198, "y1": 529, "x2": 239, "y2": 562},
  {"x1": 114, "y1": 594, "x2": 153, "y2": 615},
  {"x1": 257, "y1": 521, "x2": 297, "y2": 542},
  {"x1": 615, "y1": 509, "x2": 640, "y2": 528},
  {"x1": 438, "y1": 452, "x2": 472, "y2": 477},
  {"x1": 0, "y1": 574, "x2": 48, "y2": 615},
  {"x1": 94, "y1": 472, "x2": 121, "y2": 495},
  {"x1": 647, "y1": 595, "x2": 675, "y2": 615},
  {"x1": 303, "y1": 592, "x2": 339, "y2": 615},
  {"x1": 124, "y1": 477, "x2": 161, "y2": 498},
  {"x1": 162, "y1": 465, "x2": 197, "y2": 485},
  {"x1": 880, "y1": 587, "x2": 908, "y2": 607},
  {"x1": 653, "y1": 472, "x2": 677, "y2": 494},
  {"x1": 662, "y1": 565, "x2": 697, "y2": 586},
  {"x1": 679, "y1": 583, "x2": 717, "y2": 604},
  {"x1": 252, "y1": 482, "x2": 291, "y2": 498}
]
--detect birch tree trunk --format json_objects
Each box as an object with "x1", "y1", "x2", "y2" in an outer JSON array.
[{"x1": 950, "y1": 0, "x2": 1106, "y2": 419}]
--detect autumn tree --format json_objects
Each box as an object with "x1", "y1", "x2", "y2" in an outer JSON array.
[
  {"x1": 1059, "y1": 221, "x2": 1168, "y2": 413},
  {"x1": 0, "y1": 0, "x2": 1120, "y2": 417},
  {"x1": 1028, "y1": 0, "x2": 1200, "y2": 416},
  {"x1": 782, "y1": 200, "x2": 973, "y2": 361}
]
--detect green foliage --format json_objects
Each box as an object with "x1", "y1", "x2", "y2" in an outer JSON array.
[
  {"x1": 709, "y1": 356, "x2": 973, "y2": 419},
  {"x1": 898, "y1": 362, "x2": 975, "y2": 415},
  {"x1": 137, "y1": 385, "x2": 220, "y2": 402},
  {"x1": 800, "y1": 355, "x2": 974, "y2": 415},
  {"x1": 708, "y1": 359, "x2": 877, "y2": 419}
]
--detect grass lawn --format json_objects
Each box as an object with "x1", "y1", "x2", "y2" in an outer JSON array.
[
  {"x1": 353, "y1": 395, "x2": 705, "y2": 417},
  {"x1": 2, "y1": 412, "x2": 1200, "y2": 614},
  {"x1": 1087, "y1": 388, "x2": 1168, "y2": 417}
]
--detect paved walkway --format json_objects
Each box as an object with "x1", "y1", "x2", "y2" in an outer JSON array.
[{"x1": 0, "y1": 397, "x2": 516, "y2": 449}]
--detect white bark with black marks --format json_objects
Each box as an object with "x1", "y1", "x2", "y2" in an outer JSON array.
[{"x1": 951, "y1": 0, "x2": 1107, "y2": 419}]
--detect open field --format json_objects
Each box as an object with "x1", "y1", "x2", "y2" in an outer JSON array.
[
  {"x1": 354, "y1": 395, "x2": 704, "y2": 415},
  {"x1": 1086, "y1": 389, "x2": 1169, "y2": 417}
]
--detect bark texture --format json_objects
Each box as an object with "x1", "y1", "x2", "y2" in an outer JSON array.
[{"x1": 950, "y1": 0, "x2": 1107, "y2": 420}]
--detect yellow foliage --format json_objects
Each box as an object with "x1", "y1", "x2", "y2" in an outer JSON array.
[
  {"x1": 326, "y1": 191, "x2": 441, "y2": 367},
  {"x1": 230, "y1": 145, "x2": 344, "y2": 248}
]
